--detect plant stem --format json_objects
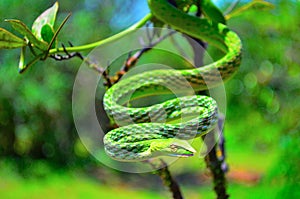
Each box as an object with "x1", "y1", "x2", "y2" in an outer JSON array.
[{"x1": 48, "y1": 14, "x2": 152, "y2": 54}]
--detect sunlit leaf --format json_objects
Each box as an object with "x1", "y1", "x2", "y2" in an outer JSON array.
[
  {"x1": 0, "y1": 28, "x2": 26, "y2": 49},
  {"x1": 226, "y1": 0, "x2": 275, "y2": 20},
  {"x1": 5, "y1": 19, "x2": 48, "y2": 50},
  {"x1": 32, "y1": 2, "x2": 59, "y2": 42}
]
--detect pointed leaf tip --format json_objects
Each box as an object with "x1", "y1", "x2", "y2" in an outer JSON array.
[{"x1": 32, "y1": 2, "x2": 59, "y2": 42}]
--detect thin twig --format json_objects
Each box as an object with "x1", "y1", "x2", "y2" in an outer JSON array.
[
  {"x1": 50, "y1": 42, "x2": 81, "y2": 61},
  {"x1": 111, "y1": 29, "x2": 176, "y2": 84},
  {"x1": 224, "y1": 0, "x2": 241, "y2": 15},
  {"x1": 76, "y1": 54, "x2": 113, "y2": 87},
  {"x1": 53, "y1": 42, "x2": 112, "y2": 86},
  {"x1": 169, "y1": 31, "x2": 189, "y2": 59}
]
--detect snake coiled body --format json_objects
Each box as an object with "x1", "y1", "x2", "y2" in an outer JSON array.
[{"x1": 103, "y1": 0, "x2": 242, "y2": 161}]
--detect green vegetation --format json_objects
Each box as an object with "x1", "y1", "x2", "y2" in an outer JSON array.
[{"x1": 0, "y1": 0, "x2": 299, "y2": 198}]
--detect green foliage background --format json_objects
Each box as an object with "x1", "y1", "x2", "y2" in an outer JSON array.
[{"x1": 0, "y1": 0, "x2": 299, "y2": 198}]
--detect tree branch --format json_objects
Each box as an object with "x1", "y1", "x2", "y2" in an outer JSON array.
[
  {"x1": 149, "y1": 159, "x2": 184, "y2": 199},
  {"x1": 188, "y1": 1, "x2": 229, "y2": 198},
  {"x1": 202, "y1": 117, "x2": 229, "y2": 199}
]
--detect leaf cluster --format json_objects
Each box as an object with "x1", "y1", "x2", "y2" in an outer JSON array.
[{"x1": 0, "y1": 2, "x2": 70, "y2": 73}]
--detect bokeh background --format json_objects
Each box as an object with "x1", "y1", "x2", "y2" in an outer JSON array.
[{"x1": 0, "y1": 0, "x2": 299, "y2": 198}]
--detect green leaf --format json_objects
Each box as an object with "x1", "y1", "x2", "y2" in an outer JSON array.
[
  {"x1": 41, "y1": 24, "x2": 55, "y2": 45},
  {"x1": 32, "y1": 2, "x2": 59, "y2": 42},
  {"x1": 0, "y1": 28, "x2": 26, "y2": 49},
  {"x1": 43, "y1": 13, "x2": 72, "y2": 56},
  {"x1": 5, "y1": 19, "x2": 48, "y2": 50}
]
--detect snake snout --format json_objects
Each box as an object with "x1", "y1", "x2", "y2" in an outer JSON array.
[
  {"x1": 168, "y1": 140, "x2": 196, "y2": 157},
  {"x1": 149, "y1": 139, "x2": 196, "y2": 158}
]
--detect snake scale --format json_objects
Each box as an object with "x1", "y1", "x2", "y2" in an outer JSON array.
[{"x1": 103, "y1": 0, "x2": 242, "y2": 161}]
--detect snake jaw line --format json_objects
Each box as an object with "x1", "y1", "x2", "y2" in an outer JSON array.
[{"x1": 150, "y1": 139, "x2": 196, "y2": 158}]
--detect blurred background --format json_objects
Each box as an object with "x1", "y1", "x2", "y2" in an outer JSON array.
[{"x1": 0, "y1": 0, "x2": 299, "y2": 198}]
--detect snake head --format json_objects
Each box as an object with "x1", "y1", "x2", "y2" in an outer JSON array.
[{"x1": 150, "y1": 139, "x2": 196, "y2": 158}]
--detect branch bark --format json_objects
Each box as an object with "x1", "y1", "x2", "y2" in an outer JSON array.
[
  {"x1": 186, "y1": 1, "x2": 229, "y2": 197},
  {"x1": 149, "y1": 160, "x2": 184, "y2": 199},
  {"x1": 202, "y1": 128, "x2": 229, "y2": 199}
]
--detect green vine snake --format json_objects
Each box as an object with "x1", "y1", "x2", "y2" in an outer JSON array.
[{"x1": 103, "y1": 0, "x2": 242, "y2": 161}]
